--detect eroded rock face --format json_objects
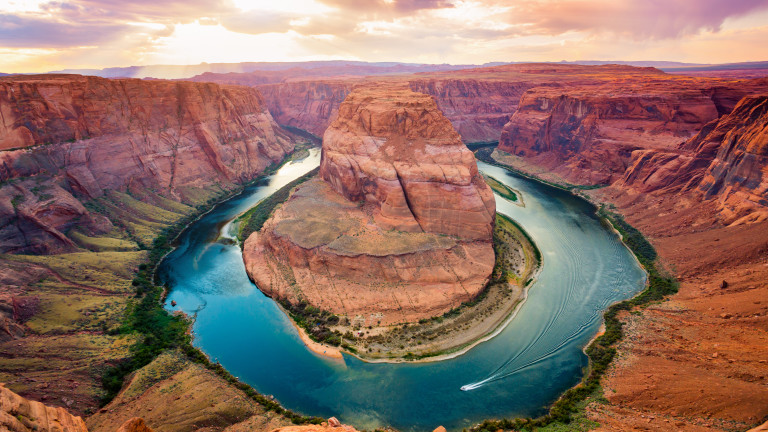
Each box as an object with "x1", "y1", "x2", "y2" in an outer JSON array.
[
  {"x1": 0, "y1": 75, "x2": 294, "y2": 253},
  {"x1": 244, "y1": 86, "x2": 495, "y2": 325},
  {"x1": 271, "y1": 419, "x2": 359, "y2": 432},
  {"x1": 618, "y1": 95, "x2": 768, "y2": 224},
  {"x1": 497, "y1": 79, "x2": 767, "y2": 186},
  {"x1": 407, "y1": 79, "x2": 535, "y2": 143},
  {"x1": 115, "y1": 418, "x2": 154, "y2": 432},
  {"x1": 319, "y1": 86, "x2": 495, "y2": 240},
  {"x1": 498, "y1": 85, "x2": 721, "y2": 185},
  {"x1": 258, "y1": 81, "x2": 354, "y2": 137},
  {"x1": 0, "y1": 383, "x2": 88, "y2": 432},
  {"x1": 258, "y1": 79, "x2": 529, "y2": 144}
]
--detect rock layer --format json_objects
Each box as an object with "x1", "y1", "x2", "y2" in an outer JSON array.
[
  {"x1": 319, "y1": 86, "x2": 495, "y2": 240},
  {"x1": 618, "y1": 95, "x2": 768, "y2": 224},
  {"x1": 0, "y1": 74, "x2": 295, "y2": 253},
  {"x1": 257, "y1": 81, "x2": 354, "y2": 137},
  {"x1": 244, "y1": 86, "x2": 495, "y2": 325},
  {"x1": 497, "y1": 77, "x2": 767, "y2": 185},
  {"x1": 0, "y1": 383, "x2": 88, "y2": 432}
]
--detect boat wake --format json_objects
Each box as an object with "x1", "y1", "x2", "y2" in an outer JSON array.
[{"x1": 460, "y1": 218, "x2": 629, "y2": 392}]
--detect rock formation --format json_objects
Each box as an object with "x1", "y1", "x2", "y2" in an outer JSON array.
[
  {"x1": 257, "y1": 81, "x2": 354, "y2": 137},
  {"x1": 0, "y1": 383, "x2": 88, "y2": 432},
  {"x1": 407, "y1": 78, "x2": 537, "y2": 143},
  {"x1": 243, "y1": 86, "x2": 495, "y2": 325},
  {"x1": 318, "y1": 86, "x2": 496, "y2": 239},
  {"x1": 225, "y1": 64, "x2": 684, "y2": 145},
  {"x1": 496, "y1": 77, "x2": 767, "y2": 186},
  {"x1": 617, "y1": 94, "x2": 768, "y2": 224},
  {"x1": 115, "y1": 418, "x2": 154, "y2": 432},
  {"x1": 270, "y1": 418, "x2": 358, "y2": 432},
  {"x1": 0, "y1": 74, "x2": 295, "y2": 253}
]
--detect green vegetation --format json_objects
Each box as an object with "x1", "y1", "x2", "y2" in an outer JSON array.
[
  {"x1": 237, "y1": 167, "x2": 319, "y2": 244},
  {"x1": 68, "y1": 230, "x2": 138, "y2": 252},
  {"x1": 2, "y1": 251, "x2": 147, "y2": 293},
  {"x1": 468, "y1": 203, "x2": 677, "y2": 431},
  {"x1": 475, "y1": 148, "x2": 605, "y2": 192},
  {"x1": 11, "y1": 194, "x2": 25, "y2": 208},
  {"x1": 597, "y1": 208, "x2": 656, "y2": 263},
  {"x1": 99, "y1": 149, "x2": 324, "y2": 425},
  {"x1": 279, "y1": 299, "x2": 348, "y2": 348},
  {"x1": 483, "y1": 174, "x2": 518, "y2": 202}
]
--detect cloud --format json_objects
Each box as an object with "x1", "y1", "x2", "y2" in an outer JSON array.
[
  {"x1": 2, "y1": 0, "x2": 768, "y2": 73},
  {"x1": 0, "y1": 12, "x2": 131, "y2": 47},
  {"x1": 63, "y1": 0, "x2": 236, "y2": 23},
  {"x1": 220, "y1": 10, "x2": 295, "y2": 34},
  {"x1": 317, "y1": 0, "x2": 453, "y2": 14},
  {"x1": 501, "y1": 0, "x2": 768, "y2": 39}
]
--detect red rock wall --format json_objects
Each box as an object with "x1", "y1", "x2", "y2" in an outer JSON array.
[
  {"x1": 0, "y1": 75, "x2": 295, "y2": 253},
  {"x1": 497, "y1": 79, "x2": 767, "y2": 186},
  {"x1": 618, "y1": 95, "x2": 768, "y2": 224},
  {"x1": 407, "y1": 79, "x2": 536, "y2": 143},
  {"x1": 256, "y1": 79, "x2": 534, "y2": 144},
  {"x1": 318, "y1": 85, "x2": 495, "y2": 241},
  {"x1": 257, "y1": 81, "x2": 354, "y2": 138},
  {"x1": 497, "y1": 87, "x2": 725, "y2": 184},
  {"x1": 0, "y1": 383, "x2": 88, "y2": 432}
]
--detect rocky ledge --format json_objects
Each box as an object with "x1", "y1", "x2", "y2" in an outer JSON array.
[{"x1": 243, "y1": 85, "x2": 496, "y2": 327}]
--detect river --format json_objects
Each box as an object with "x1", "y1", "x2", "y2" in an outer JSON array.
[{"x1": 159, "y1": 147, "x2": 646, "y2": 431}]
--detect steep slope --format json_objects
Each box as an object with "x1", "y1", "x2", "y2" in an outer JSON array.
[
  {"x1": 257, "y1": 81, "x2": 354, "y2": 137},
  {"x1": 407, "y1": 79, "x2": 535, "y2": 143},
  {"x1": 0, "y1": 74, "x2": 300, "y2": 417},
  {"x1": 243, "y1": 86, "x2": 495, "y2": 326},
  {"x1": 488, "y1": 92, "x2": 768, "y2": 430},
  {"x1": 618, "y1": 95, "x2": 768, "y2": 224},
  {"x1": 0, "y1": 74, "x2": 295, "y2": 254},
  {"x1": 318, "y1": 86, "x2": 496, "y2": 239},
  {"x1": 496, "y1": 77, "x2": 767, "y2": 186}
]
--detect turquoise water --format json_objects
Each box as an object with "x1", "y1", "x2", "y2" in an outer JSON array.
[{"x1": 159, "y1": 148, "x2": 646, "y2": 431}]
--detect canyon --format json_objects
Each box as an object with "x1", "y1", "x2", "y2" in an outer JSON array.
[
  {"x1": 0, "y1": 63, "x2": 767, "y2": 432},
  {"x1": 243, "y1": 85, "x2": 497, "y2": 328},
  {"x1": 0, "y1": 74, "x2": 302, "y2": 419},
  {"x1": 0, "y1": 74, "x2": 296, "y2": 254}
]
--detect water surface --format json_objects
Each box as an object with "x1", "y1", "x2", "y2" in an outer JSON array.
[{"x1": 160, "y1": 150, "x2": 645, "y2": 431}]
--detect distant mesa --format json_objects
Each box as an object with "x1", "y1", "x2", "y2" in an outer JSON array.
[{"x1": 243, "y1": 85, "x2": 496, "y2": 326}]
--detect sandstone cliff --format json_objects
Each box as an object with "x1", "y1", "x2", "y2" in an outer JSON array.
[
  {"x1": 257, "y1": 79, "x2": 532, "y2": 144},
  {"x1": 407, "y1": 79, "x2": 535, "y2": 143},
  {"x1": 0, "y1": 75, "x2": 295, "y2": 253},
  {"x1": 251, "y1": 64, "x2": 680, "y2": 145},
  {"x1": 618, "y1": 94, "x2": 768, "y2": 224},
  {"x1": 0, "y1": 383, "x2": 88, "y2": 432},
  {"x1": 243, "y1": 86, "x2": 495, "y2": 325},
  {"x1": 497, "y1": 78, "x2": 766, "y2": 185},
  {"x1": 318, "y1": 86, "x2": 495, "y2": 239},
  {"x1": 488, "y1": 87, "x2": 768, "y2": 430},
  {"x1": 257, "y1": 81, "x2": 355, "y2": 138}
]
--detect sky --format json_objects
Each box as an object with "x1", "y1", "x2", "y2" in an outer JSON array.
[{"x1": 1, "y1": 0, "x2": 768, "y2": 73}]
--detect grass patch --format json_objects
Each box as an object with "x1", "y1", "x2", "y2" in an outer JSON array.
[
  {"x1": 25, "y1": 293, "x2": 126, "y2": 334},
  {"x1": 68, "y1": 230, "x2": 138, "y2": 252},
  {"x1": 2, "y1": 251, "x2": 147, "y2": 293},
  {"x1": 483, "y1": 174, "x2": 518, "y2": 202},
  {"x1": 237, "y1": 167, "x2": 319, "y2": 244}
]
